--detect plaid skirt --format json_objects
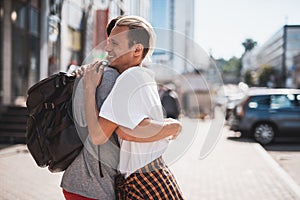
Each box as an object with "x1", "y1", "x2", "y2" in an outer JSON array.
[{"x1": 115, "y1": 157, "x2": 184, "y2": 200}]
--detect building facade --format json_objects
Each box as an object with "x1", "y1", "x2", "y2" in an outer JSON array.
[
  {"x1": 293, "y1": 53, "x2": 300, "y2": 88},
  {"x1": 1, "y1": 0, "x2": 43, "y2": 105},
  {"x1": 0, "y1": 0, "x2": 150, "y2": 106},
  {"x1": 149, "y1": 0, "x2": 197, "y2": 76},
  {"x1": 148, "y1": 0, "x2": 218, "y2": 118},
  {"x1": 255, "y1": 25, "x2": 300, "y2": 88},
  {"x1": 1, "y1": 0, "x2": 221, "y2": 119}
]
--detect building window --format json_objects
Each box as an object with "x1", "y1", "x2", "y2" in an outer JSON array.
[
  {"x1": 0, "y1": 0, "x2": 3, "y2": 102},
  {"x1": 11, "y1": 0, "x2": 40, "y2": 100}
]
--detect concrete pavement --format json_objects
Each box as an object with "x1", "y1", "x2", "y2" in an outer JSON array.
[
  {"x1": 0, "y1": 145, "x2": 64, "y2": 200},
  {"x1": 0, "y1": 117, "x2": 300, "y2": 199},
  {"x1": 169, "y1": 118, "x2": 300, "y2": 200}
]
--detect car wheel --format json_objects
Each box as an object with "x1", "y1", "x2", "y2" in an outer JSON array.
[{"x1": 253, "y1": 123, "x2": 275, "y2": 145}]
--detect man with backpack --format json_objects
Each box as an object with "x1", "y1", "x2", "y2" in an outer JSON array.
[
  {"x1": 82, "y1": 15, "x2": 184, "y2": 199},
  {"x1": 60, "y1": 17, "x2": 121, "y2": 200}
]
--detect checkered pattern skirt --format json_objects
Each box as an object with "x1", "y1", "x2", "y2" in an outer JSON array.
[{"x1": 115, "y1": 156, "x2": 184, "y2": 200}]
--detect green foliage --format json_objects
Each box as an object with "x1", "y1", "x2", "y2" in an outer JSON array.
[
  {"x1": 214, "y1": 57, "x2": 242, "y2": 84},
  {"x1": 222, "y1": 57, "x2": 242, "y2": 76},
  {"x1": 258, "y1": 65, "x2": 275, "y2": 87},
  {"x1": 213, "y1": 38, "x2": 258, "y2": 84},
  {"x1": 244, "y1": 70, "x2": 254, "y2": 86}
]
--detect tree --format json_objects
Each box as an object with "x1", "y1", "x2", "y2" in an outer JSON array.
[
  {"x1": 218, "y1": 57, "x2": 242, "y2": 84},
  {"x1": 242, "y1": 38, "x2": 257, "y2": 53},
  {"x1": 244, "y1": 70, "x2": 254, "y2": 86},
  {"x1": 258, "y1": 65, "x2": 275, "y2": 87},
  {"x1": 223, "y1": 57, "x2": 242, "y2": 76}
]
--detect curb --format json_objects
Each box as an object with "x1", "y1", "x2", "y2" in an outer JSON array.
[{"x1": 254, "y1": 143, "x2": 300, "y2": 199}]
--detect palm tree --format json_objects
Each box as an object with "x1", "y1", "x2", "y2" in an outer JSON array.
[{"x1": 242, "y1": 38, "x2": 257, "y2": 52}]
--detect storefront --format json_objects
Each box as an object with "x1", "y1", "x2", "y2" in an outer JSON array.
[
  {"x1": 0, "y1": 0, "x2": 148, "y2": 106},
  {"x1": 1, "y1": 0, "x2": 42, "y2": 106}
]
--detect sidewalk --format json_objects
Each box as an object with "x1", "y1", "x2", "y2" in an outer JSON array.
[
  {"x1": 169, "y1": 118, "x2": 300, "y2": 200},
  {"x1": 0, "y1": 145, "x2": 64, "y2": 200},
  {"x1": 0, "y1": 118, "x2": 300, "y2": 199}
]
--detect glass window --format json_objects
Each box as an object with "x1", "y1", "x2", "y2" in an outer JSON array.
[
  {"x1": 286, "y1": 42, "x2": 300, "y2": 50},
  {"x1": 0, "y1": 0, "x2": 3, "y2": 101},
  {"x1": 270, "y1": 95, "x2": 295, "y2": 109},
  {"x1": 11, "y1": 0, "x2": 40, "y2": 101},
  {"x1": 12, "y1": 2, "x2": 27, "y2": 30},
  {"x1": 29, "y1": 7, "x2": 39, "y2": 35},
  {"x1": 28, "y1": 35, "x2": 39, "y2": 87},
  {"x1": 286, "y1": 28, "x2": 300, "y2": 40},
  {"x1": 12, "y1": 30, "x2": 27, "y2": 97},
  {"x1": 30, "y1": 0, "x2": 39, "y2": 9},
  {"x1": 247, "y1": 95, "x2": 270, "y2": 109}
]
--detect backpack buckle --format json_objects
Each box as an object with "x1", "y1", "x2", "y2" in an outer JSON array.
[{"x1": 44, "y1": 103, "x2": 55, "y2": 109}]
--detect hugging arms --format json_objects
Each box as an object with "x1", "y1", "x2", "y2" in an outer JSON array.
[{"x1": 75, "y1": 61, "x2": 181, "y2": 145}]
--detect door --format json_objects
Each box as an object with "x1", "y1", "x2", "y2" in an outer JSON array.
[{"x1": 270, "y1": 94, "x2": 300, "y2": 136}]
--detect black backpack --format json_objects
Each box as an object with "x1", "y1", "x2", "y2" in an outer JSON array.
[{"x1": 26, "y1": 72, "x2": 84, "y2": 172}]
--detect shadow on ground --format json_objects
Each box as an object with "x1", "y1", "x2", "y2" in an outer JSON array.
[{"x1": 226, "y1": 134, "x2": 300, "y2": 152}]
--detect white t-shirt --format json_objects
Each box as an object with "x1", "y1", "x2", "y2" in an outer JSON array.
[{"x1": 99, "y1": 66, "x2": 169, "y2": 177}]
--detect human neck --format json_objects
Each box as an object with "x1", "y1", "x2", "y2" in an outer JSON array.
[
  {"x1": 119, "y1": 65, "x2": 140, "y2": 73},
  {"x1": 119, "y1": 60, "x2": 142, "y2": 73}
]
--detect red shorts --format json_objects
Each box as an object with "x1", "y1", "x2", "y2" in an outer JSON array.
[{"x1": 62, "y1": 189, "x2": 97, "y2": 200}]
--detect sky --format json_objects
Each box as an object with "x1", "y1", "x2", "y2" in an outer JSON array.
[{"x1": 194, "y1": 0, "x2": 300, "y2": 60}]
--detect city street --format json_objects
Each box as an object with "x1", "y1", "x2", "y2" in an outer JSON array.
[
  {"x1": 266, "y1": 142, "x2": 300, "y2": 187},
  {"x1": 1, "y1": 117, "x2": 300, "y2": 199},
  {"x1": 169, "y1": 117, "x2": 300, "y2": 200},
  {"x1": 1, "y1": 1, "x2": 299, "y2": 199}
]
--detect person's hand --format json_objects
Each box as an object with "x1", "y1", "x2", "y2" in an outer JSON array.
[
  {"x1": 83, "y1": 61, "x2": 105, "y2": 91},
  {"x1": 72, "y1": 64, "x2": 88, "y2": 78},
  {"x1": 164, "y1": 118, "x2": 182, "y2": 140}
]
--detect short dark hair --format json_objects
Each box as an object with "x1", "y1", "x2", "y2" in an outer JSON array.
[{"x1": 106, "y1": 16, "x2": 124, "y2": 36}]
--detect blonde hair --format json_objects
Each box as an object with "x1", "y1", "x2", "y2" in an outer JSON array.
[{"x1": 115, "y1": 15, "x2": 156, "y2": 59}]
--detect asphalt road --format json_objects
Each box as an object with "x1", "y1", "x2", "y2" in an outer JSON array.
[
  {"x1": 225, "y1": 127, "x2": 300, "y2": 188},
  {"x1": 265, "y1": 142, "x2": 300, "y2": 187}
]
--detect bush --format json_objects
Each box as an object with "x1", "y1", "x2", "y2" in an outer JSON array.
[{"x1": 258, "y1": 65, "x2": 275, "y2": 87}]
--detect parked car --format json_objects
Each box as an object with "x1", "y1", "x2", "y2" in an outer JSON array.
[{"x1": 228, "y1": 88, "x2": 300, "y2": 145}]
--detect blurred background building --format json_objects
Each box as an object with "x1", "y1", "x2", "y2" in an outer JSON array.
[
  {"x1": 241, "y1": 25, "x2": 300, "y2": 88},
  {"x1": 1, "y1": 0, "x2": 218, "y2": 119},
  {"x1": 1, "y1": 1, "x2": 299, "y2": 141},
  {"x1": 0, "y1": 0, "x2": 151, "y2": 106}
]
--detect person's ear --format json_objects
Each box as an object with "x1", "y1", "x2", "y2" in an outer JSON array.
[{"x1": 133, "y1": 44, "x2": 143, "y2": 57}]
